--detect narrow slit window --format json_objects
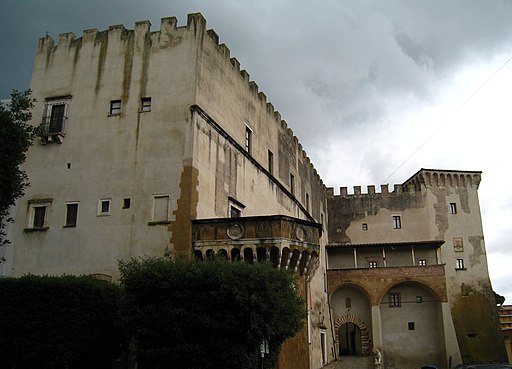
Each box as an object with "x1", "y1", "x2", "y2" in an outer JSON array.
[
  {"x1": 392, "y1": 215, "x2": 401, "y2": 229},
  {"x1": 245, "y1": 125, "x2": 252, "y2": 154},
  {"x1": 450, "y1": 203, "x2": 457, "y2": 214},
  {"x1": 268, "y1": 150, "x2": 274, "y2": 175}
]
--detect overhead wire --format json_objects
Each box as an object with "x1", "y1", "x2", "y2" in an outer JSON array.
[{"x1": 381, "y1": 55, "x2": 512, "y2": 184}]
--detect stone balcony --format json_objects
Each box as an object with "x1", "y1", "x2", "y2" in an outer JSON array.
[{"x1": 192, "y1": 215, "x2": 321, "y2": 277}]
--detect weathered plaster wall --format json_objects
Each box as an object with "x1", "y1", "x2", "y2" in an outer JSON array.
[
  {"x1": 327, "y1": 170, "x2": 507, "y2": 364},
  {"x1": 14, "y1": 16, "x2": 204, "y2": 278}
]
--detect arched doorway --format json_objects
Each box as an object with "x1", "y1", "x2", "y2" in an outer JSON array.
[
  {"x1": 339, "y1": 322, "x2": 361, "y2": 356},
  {"x1": 333, "y1": 314, "x2": 371, "y2": 356}
]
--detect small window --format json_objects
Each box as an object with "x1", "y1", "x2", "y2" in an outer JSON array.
[
  {"x1": 416, "y1": 296, "x2": 423, "y2": 303},
  {"x1": 230, "y1": 205, "x2": 241, "y2": 218},
  {"x1": 26, "y1": 200, "x2": 52, "y2": 231},
  {"x1": 140, "y1": 97, "x2": 151, "y2": 112},
  {"x1": 345, "y1": 297, "x2": 351, "y2": 308},
  {"x1": 450, "y1": 203, "x2": 457, "y2": 214},
  {"x1": 305, "y1": 193, "x2": 309, "y2": 212},
  {"x1": 362, "y1": 223, "x2": 368, "y2": 231},
  {"x1": 268, "y1": 150, "x2": 274, "y2": 175},
  {"x1": 98, "y1": 199, "x2": 111, "y2": 216},
  {"x1": 245, "y1": 125, "x2": 252, "y2": 154},
  {"x1": 392, "y1": 215, "x2": 401, "y2": 229},
  {"x1": 109, "y1": 100, "x2": 121, "y2": 115},
  {"x1": 152, "y1": 195, "x2": 170, "y2": 222},
  {"x1": 408, "y1": 322, "x2": 415, "y2": 330},
  {"x1": 123, "y1": 198, "x2": 131, "y2": 209},
  {"x1": 369, "y1": 261, "x2": 377, "y2": 268},
  {"x1": 418, "y1": 259, "x2": 427, "y2": 266},
  {"x1": 389, "y1": 292, "x2": 401, "y2": 307},
  {"x1": 290, "y1": 174, "x2": 295, "y2": 195},
  {"x1": 65, "y1": 203, "x2": 78, "y2": 227},
  {"x1": 456, "y1": 258, "x2": 465, "y2": 270}
]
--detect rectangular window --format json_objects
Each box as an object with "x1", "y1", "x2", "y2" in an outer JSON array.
[
  {"x1": 369, "y1": 261, "x2": 377, "y2": 268},
  {"x1": 245, "y1": 125, "x2": 252, "y2": 154},
  {"x1": 152, "y1": 195, "x2": 170, "y2": 222},
  {"x1": 98, "y1": 199, "x2": 111, "y2": 216},
  {"x1": 268, "y1": 150, "x2": 274, "y2": 175},
  {"x1": 26, "y1": 200, "x2": 52, "y2": 231},
  {"x1": 290, "y1": 174, "x2": 295, "y2": 195},
  {"x1": 123, "y1": 198, "x2": 131, "y2": 209},
  {"x1": 418, "y1": 259, "x2": 427, "y2": 266},
  {"x1": 389, "y1": 292, "x2": 401, "y2": 307},
  {"x1": 362, "y1": 223, "x2": 368, "y2": 231},
  {"x1": 65, "y1": 203, "x2": 78, "y2": 227},
  {"x1": 48, "y1": 103, "x2": 66, "y2": 134},
  {"x1": 392, "y1": 215, "x2": 402, "y2": 229},
  {"x1": 450, "y1": 203, "x2": 457, "y2": 214},
  {"x1": 33, "y1": 206, "x2": 47, "y2": 228},
  {"x1": 43, "y1": 98, "x2": 70, "y2": 137},
  {"x1": 140, "y1": 97, "x2": 151, "y2": 112},
  {"x1": 305, "y1": 193, "x2": 309, "y2": 212},
  {"x1": 109, "y1": 100, "x2": 121, "y2": 115},
  {"x1": 408, "y1": 322, "x2": 415, "y2": 330},
  {"x1": 456, "y1": 258, "x2": 465, "y2": 270}
]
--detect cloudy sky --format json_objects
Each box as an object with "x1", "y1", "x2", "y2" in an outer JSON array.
[{"x1": 1, "y1": 1, "x2": 512, "y2": 300}]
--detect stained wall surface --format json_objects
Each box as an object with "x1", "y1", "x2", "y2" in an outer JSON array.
[{"x1": 12, "y1": 14, "x2": 334, "y2": 369}]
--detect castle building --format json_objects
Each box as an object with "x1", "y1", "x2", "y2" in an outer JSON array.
[{"x1": 9, "y1": 13, "x2": 505, "y2": 369}]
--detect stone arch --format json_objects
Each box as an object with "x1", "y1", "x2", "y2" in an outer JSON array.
[
  {"x1": 231, "y1": 248, "x2": 240, "y2": 261},
  {"x1": 376, "y1": 279, "x2": 444, "y2": 305},
  {"x1": 334, "y1": 314, "x2": 372, "y2": 356},
  {"x1": 270, "y1": 247, "x2": 280, "y2": 268},
  {"x1": 243, "y1": 247, "x2": 254, "y2": 263},
  {"x1": 256, "y1": 247, "x2": 267, "y2": 262}
]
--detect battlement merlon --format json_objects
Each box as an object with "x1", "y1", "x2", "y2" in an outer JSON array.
[
  {"x1": 403, "y1": 168, "x2": 482, "y2": 190},
  {"x1": 327, "y1": 168, "x2": 482, "y2": 198}
]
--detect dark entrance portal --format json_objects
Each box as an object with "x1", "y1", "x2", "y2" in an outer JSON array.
[{"x1": 339, "y1": 322, "x2": 361, "y2": 356}]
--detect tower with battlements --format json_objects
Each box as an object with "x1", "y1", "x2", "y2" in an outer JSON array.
[
  {"x1": 12, "y1": 14, "x2": 331, "y2": 369},
  {"x1": 327, "y1": 169, "x2": 506, "y2": 368}
]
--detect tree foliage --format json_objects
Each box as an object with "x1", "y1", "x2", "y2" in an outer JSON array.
[
  {"x1": 0, "y1": 275, "x2": 124, "y2": 369},
  {"x1": 494, "y1": 290, "x2": 506, "y2": 306},
  {"x1": 0, "y1": 89, "x2": 36, "y2": 248},
  {"x1": 119, "y1": 257, "x2": 306, "y2": 369}
]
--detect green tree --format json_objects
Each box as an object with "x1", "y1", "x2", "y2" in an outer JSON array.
[
  {"x1": 0, "y1": 89, "x2": 36, "y2": 249},
  {"x1": 0, "y1": 275, "x2": 124, "y2": 369},
  {"x1": 119, "y1": 257, "x2": 306, "y2": 369}
]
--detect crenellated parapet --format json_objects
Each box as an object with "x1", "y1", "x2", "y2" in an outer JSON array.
[
  {"x1": 327, "y1": 168, "x2": 482, "y2": 200},
  {"x1": 327, "y1": 184, "x2": 403, "y2": 199},
  {"x1": 402, "y1": 168, "x2": 482, "y2": 191}
]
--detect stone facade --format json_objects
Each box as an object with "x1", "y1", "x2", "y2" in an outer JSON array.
[{"x1": 8, "y1": 13, "x2": 505, "y2": 369}]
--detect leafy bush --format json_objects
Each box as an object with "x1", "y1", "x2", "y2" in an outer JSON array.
[
  {"x1": 0, "y1": 275, "x2": 124, "y2": 369},
  {"x1": 119, "y1": 257, "x2": 305, "y2": 369}
]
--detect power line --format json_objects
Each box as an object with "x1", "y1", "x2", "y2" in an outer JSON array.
[{"x1": 382, "y1": 55, "x2": 512, "y2": 184}]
